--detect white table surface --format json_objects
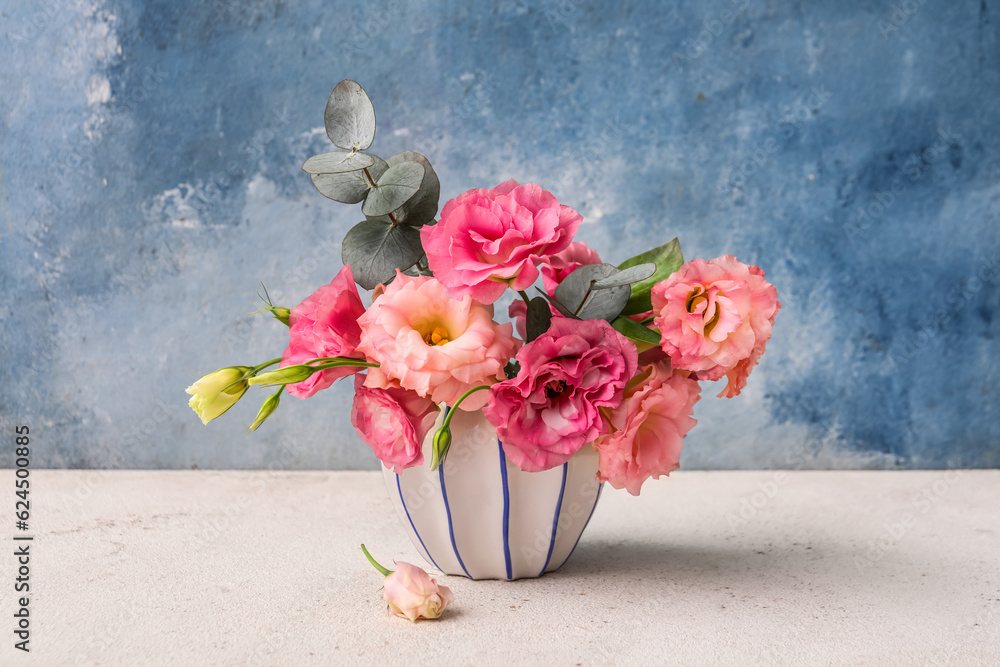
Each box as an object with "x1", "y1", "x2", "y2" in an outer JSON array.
[{"x1": 1, "y1": 470, "x2": 998, "y2": 666}]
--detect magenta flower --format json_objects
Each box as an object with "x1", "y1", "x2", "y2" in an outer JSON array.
[
  {"x1": 594, "y1": 362, "x2": 701, "y2": 496},
  {"x1": 652, "y1": 255, "x2": 779, "y2": 398},
  {"x1": 420, "y1": 179, "x2": 583, "y2": 304},
  {"x1": 279, "y1": 265, "x2": 367, "y2": 398},
  {"x1": 350, "y1": 375, "x2": 439, "y2": 474},
  {"x1": 484, "y1": 317, "x2": 638, "y2": 472}
]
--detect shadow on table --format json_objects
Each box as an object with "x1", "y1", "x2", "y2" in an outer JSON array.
[{"x1": 553, "y1": 537, "x2": 889, "y2": 590}]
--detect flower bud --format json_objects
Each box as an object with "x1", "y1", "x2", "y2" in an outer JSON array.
[
  {"x1": 186, "y1": 366, "x2": 253, "y2": 425},
  {"x1": 268, "y1": 306, "x2": 291, "y2": 327},
  {"x1": 429, "y1": 426, "x2": 452, "y2": 471},
  {"x1": 247, "y1": 390, "x2": 282, "y2": 432},
  {"x1": 248, "y1": 365, "x2": 314, "y2": 386}
]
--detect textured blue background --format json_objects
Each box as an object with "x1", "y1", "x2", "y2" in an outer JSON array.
[{"x1": 1, "y1": 0, "x2": 998, "y2": 469}]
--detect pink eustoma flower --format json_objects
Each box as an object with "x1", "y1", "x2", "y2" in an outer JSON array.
[
  {"x1": 356, "y1": 272, "x2": 518, "y2": 410},
  {"x1": 594, "y1": 362, "x2": 701, "y2": 496},
  {"x1": 382, "y1": 562, "x2": 454, "y2": 622},
  {"x1": 651, "y1": 255, "x2": 779, "y2": 398},
  {"x1": 350, "y1": 374, "x2": 439, "y2": 474},
  {"x1": 537, "y1": 241, "x2": 602, "y2": 295},
  {"x1": 279, "y1": 265, "x2": 367, "y2": 398},
  {"x1": 420, "y1": 179, "x2": 583, "y2": 304},
  {"x1": 484, "y1": 317, "x2": 638, "y2": 472}
]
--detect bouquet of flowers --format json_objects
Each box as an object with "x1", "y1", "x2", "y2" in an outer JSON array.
[{"x1": 186, "y1": 80, "x2": 780, "y2": 497}]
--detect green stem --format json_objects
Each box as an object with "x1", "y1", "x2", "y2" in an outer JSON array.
[
  {"x1": 250, "y1": 358, "x2": 282, "y2": 375},
  {"x1": 307, "y1": 360, "x2": 379, "y2": 372},
  {"x1": 304, "y1": 356, "x2": 379, "y2": 368},
  {"x1": 441, "y1": 385, "x2": 491, "y2": 431},
  {"x1": 518, "y1": 290, "x2": 531, "y2": 306},
  {"x1": 360, "y1": 544, "x2": 392, "y2": 577}
]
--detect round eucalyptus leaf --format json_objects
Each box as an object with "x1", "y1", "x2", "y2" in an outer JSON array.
[
  {"x1": 590, "y1": 263, "x2": 656, "y2": 290},
  {"x1": 361, "y1": 162, "x2": 425, "y2": 217},
  {"x1": 310, "y1": 155, "x2": 388, "y2": 204},
  {"x1": 537, "y1": 289, "x2": 578, "y2": 319},
  {"x1": 342, "y1": 219, "x2": 424, "y2": 290},
  {"x1": 325, "y1": 79, "x2": 376, "y2": 151},
  {"x1": 554, "y1": 263, "x2": 630, "y2": 322},
  {"x1": 302, "y1": 150, "x2": 375, "y2": 175},
  {"x1": 385, "y1": 151, "x2": 440, "y2": 226}
]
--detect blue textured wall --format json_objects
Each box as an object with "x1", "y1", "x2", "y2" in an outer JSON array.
[{"x1": 1, "y1": 0, "x2": 998, "y2": 469}]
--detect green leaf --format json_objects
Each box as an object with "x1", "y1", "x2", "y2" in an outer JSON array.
[
  {"x1": 554, "y1": 263, "x2": 631, "y2": 322},
  {"x1": 385, "y1": 151, "x2": 440, "y2": 226},
  {"x1": 361, "y1": 162, "x2": 425, "y2": 217},
  {"x1": 310, "y1": 155, "x2": 388, "y2": 204},
  {"x1": 610, "y1": 316, "x2": 661, "y2": 345},
  {"x1": 302, "y1": 150, "x2": 375, "y2": 175},
  {"x1": 591, "y1": 263, "x2": 656, "y2": 290},
  {"x1": 325, "y1": 79, "x2": 376, "y2": 151},
  {"x1": 525, "y1": 297, "x2": 553, "y2": 342},
  {"x1": 619, "y1": 237, "x2": 684, "y2": 316},
  {"x1": 342, "y1": 219, "x2": 424, "y2": 290}
]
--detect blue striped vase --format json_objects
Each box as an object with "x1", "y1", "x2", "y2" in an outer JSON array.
[{"x1": 382, "y1": 408, "x2": 603, "y2": 580}]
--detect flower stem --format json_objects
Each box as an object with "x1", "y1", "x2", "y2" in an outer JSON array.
[
  {"x1": 304, "y1": 356, "x2": 379, "y2": 368},
  {"x1": 250, "y1": 358, "x2": 283, "y2": 375},
  {"x1": 440, "y1": 385, "x2": 491, "y2": 431},
  {"x1": 360, "y1": 544, "x2": 393, "y2": 576},
  {"x1": 518, "y1": 290, "x2": 531, "y2": 306}
]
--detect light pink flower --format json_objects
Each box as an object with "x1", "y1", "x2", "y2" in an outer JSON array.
[
  {"x1": 717, "y1": 305, "x2": 780, "y2": 398},
  {"x1": 280, "y1": 265, "x2": 367, "y2": 398},
  {"x1": 651, "y1": 255, "x2": 779, "y2": 398},
  {"x1": 537, "y1": 241, "x2": 602, "y2": 295},
  {"x1": 484, "y1": 317, "x2": 638, "y2": 472},
  {"x1": 350, "y1": 374, "x2": 439, "y2": 474},
  {"x1": 594, "y1": 362, "x2": 701, "y2": 496},
  {"x1": 356, "y1": 272, "x2": 518, "y2": 410},
  {"x1": 383, "y1": 562, "x2": 454, "y2": 621},
  {"x1": 420, "y1": 179, "x2": 583, "y2": 303}
]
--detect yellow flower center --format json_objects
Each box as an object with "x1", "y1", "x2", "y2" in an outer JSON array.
[{"x1": 423, "y1": 326, "x2": 452, "y2": 346}]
